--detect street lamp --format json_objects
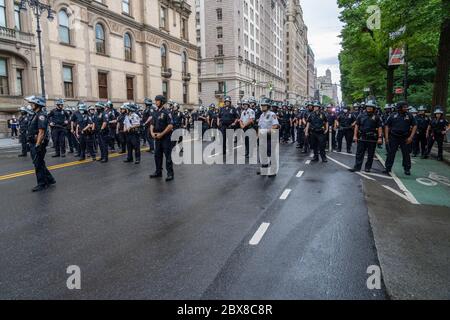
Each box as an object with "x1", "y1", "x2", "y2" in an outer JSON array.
[{"x1": 19, "y1": 0, "x2": 55, "y2": 99}]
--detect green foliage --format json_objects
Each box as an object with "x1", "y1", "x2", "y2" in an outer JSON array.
[
  {"x1": 322, "y1": 95, "x2": 334, "y2": 105},
  {"x1": 338, "y1": 0, "x2": 446, "y2": 108}
]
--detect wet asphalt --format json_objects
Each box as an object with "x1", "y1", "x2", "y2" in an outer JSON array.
[{"x1": 0, "y1": 141, "x2": 387, "y2": 299}]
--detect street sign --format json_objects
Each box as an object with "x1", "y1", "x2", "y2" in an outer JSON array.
[{"x1": 389, "y1": 47, "x2": 405, "y2": 66}]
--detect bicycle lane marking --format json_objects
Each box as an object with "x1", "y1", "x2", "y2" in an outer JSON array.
[{"x1": 376, "y1": 151, "x2": 450, "y2": 207}]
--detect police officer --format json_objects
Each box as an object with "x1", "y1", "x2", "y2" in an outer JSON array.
[
  {"x1": 116, "y1": 104, "x2": 128, "y2": 154},
  {"x1": 425, "y1": 107, "x2": 449, "y2": 161},
  {"x1": 150, "y1": 95, "x2": 175, "y2": 181},
  {"x1": 384, "y1": 101, "x2": 418, "y2": 175},
  {"x1": 218, "y1": 96, "x2": 239, "y2": 155},
  {"x1": 76, "y1": 104, "x2": 96, "y2": 161},
  {"x1": 25, "y1": 96, "x2": 56, "y2": 192},
  {"x1": 18, "y1": 106, "x2": 32, "y2": 157},
  {"x1": 302, "y1": 102, "x2": 315, "y2": 153},
  {"x1": 122, "y1": 103, "x2": 142, "y2": 164},
  {"x1": 70, "y1": 105, "x2": 82, "y2": 157},
  {"x1": 305, "y1": 102, "x2": 329, "y2": 162},
  {"x1": 198, "y1": 105, "x2": 209, "y2": 135},
  {"x1": 207, "y1": 104, "x2": 219, "y2": 129},
  {"x1": 171, "y1": 102, "x2": 185, "y2": 148},
  {"x1": 257, "y1": 97, "x2": 280, "y2": 176},
  {"x1": 295, "y1": 106, "x2": 306, "y2": 149},
  {"x1": 326, "y1": 104, "x2": 337, "y2": 150},
  {"x1": 104, "y1": 102, "x2": 118, "y2": 152},
  {"x1": 142, "y1": 98, "x2": 155, "y2": 153},
  {"x1": 349, "y1": 101, "x2": 382, "y2": 173},
  {"x1": 336, "y1": 106, "x2": 356, "y2": 153},
  {"x1": 239, "y1": 98, "x2": 256, "y2": 158},
  {"x1": 413, "y1": 106, "x2": 430, "y2": 158},
  {"x1": 48, "y1": 99, "x2": 69, "y2": 158},
  {"x1": 93, "y1": 102, "x2": 109, "y2": 163}
]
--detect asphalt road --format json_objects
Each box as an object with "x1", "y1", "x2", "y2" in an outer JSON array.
[{"x1": 0, "y1": 140, "x2": 388, "y2": 299}]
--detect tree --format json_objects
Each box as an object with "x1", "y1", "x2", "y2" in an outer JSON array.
[
  {"x1": 338, "y1": 0, "x2": 447, "y2": 110},
  {"x1": 432, "y1": 0, "x2": 450, "y2": 109}
]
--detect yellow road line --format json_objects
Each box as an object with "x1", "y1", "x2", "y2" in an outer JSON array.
[{"x1": 0, "y1": 148, "x2": 150, "y2": 182}]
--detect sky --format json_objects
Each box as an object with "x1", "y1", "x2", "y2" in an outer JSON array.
[{"x1": 301, "y1": 0, "x2": 344, "y2": 100}]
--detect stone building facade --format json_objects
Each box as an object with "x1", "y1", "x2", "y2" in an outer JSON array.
[
  {"x1": 198, "y1": 0, "x2": 287, "y2": 106},
  {"x1": 317, "y1": 68, "x2": 339, "y2": 105},
  {"x1": 0, "y1": 0, "x2": 199, "y2": 136},
  {"x1": 285, "y1": 0, "x2": 308, "y2": 105},
  {"x1": 306, "y1": 44, "x2": 317, "y2": 100}
]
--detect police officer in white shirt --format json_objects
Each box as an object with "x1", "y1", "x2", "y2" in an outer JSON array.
[
  {"x1": 258, "y1": 97, "x2": 280, "y2": 176},
  {"x1": 123, "y1": 103, "x2": 142, "y2": 164},
  {"x1": 239, "y1": 98, "x2": 256, "y2": 158}
]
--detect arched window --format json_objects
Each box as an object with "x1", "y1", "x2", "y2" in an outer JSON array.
[
  {"x1": 95, "y1": 23, "x2": 106, "y2": 54},
  {"x1": 181, "y1": 51, "x2": 188, "y2": 75},
  {"x1": 58, "y1": 10, "x2": 70, "y2": 44},
  {"x1": 124, "y1": 33, "x2": 132, "y2": 61},
  {"x1": 161, "y1": 44, "x2": 167, "y2": 69}
]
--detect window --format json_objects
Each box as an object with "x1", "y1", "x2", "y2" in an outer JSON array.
[
  {"x1": 183, "y1": 83, "x2": 188, "y2": 104},
  {"x1": 160, "y1": 6, "x2": 168, "y2": 30},
  {"x1": 0, "y1": 58, "x2": 8, "y2": 95},
  {"x1": 181, "y1": 18, "x2": 188, "y2": 40},
  {"x1": 0, "y1": 0, "x2": 6, "y2": 28},
  {"x1": 216, "y1": 8, "x2": 222, "y2": 21},
  {"x1": 124, "y1": 33, "x2": 132, "y2": 61},
  {"x1": 216, "y1": 62, "x2": 224, "y2": 74},
  {"x1": 63, "y1": 66, "x2": 74, "y2": 98},
  {"x1": 181, "y1": 52, "x2": 188, "y2": 75},
  {"x1": 162, "y1": 81, "x2": 168, "y2": 99},
  {"x1": 161, "y1": 44, "x2": 167, "y2": 69},
  {"x1": 98, "y1": 72, "x2": 108, "y2": 99},
  {"x1": 14, "y1": 4, "x2": 21, "y2": 31},
  {"x1": 217, "y1": 27, "x2": 223, "y2": 39},
  {"x1": 95, "y1": 24, "x2": 106, "y2": 54},
  {"x1": 16, "y1": 69, "x2": 23, "y2": 96},
  {"x1": 122, "y1": 0, "x2": 130, "y2": 15},
  {"x1": 218, "y1": 81, "x2": 225, "y2": 93},
  {"x1": 58, "y1": 10, "x2": 70, "y2": 44},
  {"x1": 126, "y1": 76, "x2": 134, "y2": 100},
  {"x1": 217, "y1": 45, "x2": 223, "y2": 56}
]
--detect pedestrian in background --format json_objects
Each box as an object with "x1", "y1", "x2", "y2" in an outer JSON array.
[{"x1": 10, "y1": 116, "x2": 19, "y2": 138}]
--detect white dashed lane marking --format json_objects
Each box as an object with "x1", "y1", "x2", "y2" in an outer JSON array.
[
  {"x1": 249, "y1": 223, "x2": 271, "y2": 246},
  {"x1": 280, "y1": 189, "x2": 292, "y2": 200},
  {"x1": 305, "y1": 160, "x2": 311, "y2": 165},
  {"x1": 296, "y1": 170, "x2": 304, "y2": 178}
]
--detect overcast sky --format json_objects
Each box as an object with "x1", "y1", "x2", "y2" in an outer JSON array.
[{"x1": 302, "y1": 0, "x2": 343, "y2": 99}]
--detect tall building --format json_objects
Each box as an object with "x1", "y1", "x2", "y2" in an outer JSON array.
[
  {"x1": 285, "y1": 0, "x2": 308, "y2": 105},
  {"x1": 306, "y1": 45, "x2": 316, "y2": 100},
  {"x1": 0, "y1": 0, "x2": 199, "y2": 136},
  {"x1": 199, "y1": 0, "x2": 287, "y2": 106},
  {"x1": 317, "y1": 68, "x2": 339, "y2": 105}
]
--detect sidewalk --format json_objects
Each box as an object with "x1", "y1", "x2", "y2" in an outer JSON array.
[
  {"x1": 364, "y1": 180, "x2": 450, "y2": 299},
  {"x1": 0, "y1": 138, "x2": 20, "y2": 150},
  {"x1": 376, "y1": 145, "x2": 450, "y2": 208}
]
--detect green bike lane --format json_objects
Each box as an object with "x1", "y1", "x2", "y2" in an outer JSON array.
[{"x1": 376, "y1": 147, "x2": 450, "y2": 208}]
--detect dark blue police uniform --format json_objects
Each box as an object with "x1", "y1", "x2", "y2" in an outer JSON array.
[
  {"x1": 219, "y1": 106, "x2": 238, "y2": 154},
  {"x1": 354, "y1": 113, "x2": 382, "y2": 171},
  {"x1": 385, "y1": 112, "x2": 417, "y2": 172},
  {"x1": 27, "y1": 111, "x2": 55, "y2": 188},
  {"x1": 48, "y1": 107, "x2": 69, "y2": 157},
  {"x1": 307, "y1": 110, "x2": 328, "y2": 161},
  {"x1": 152, "y1": 107, "x2": 175, "y2": 177}
]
